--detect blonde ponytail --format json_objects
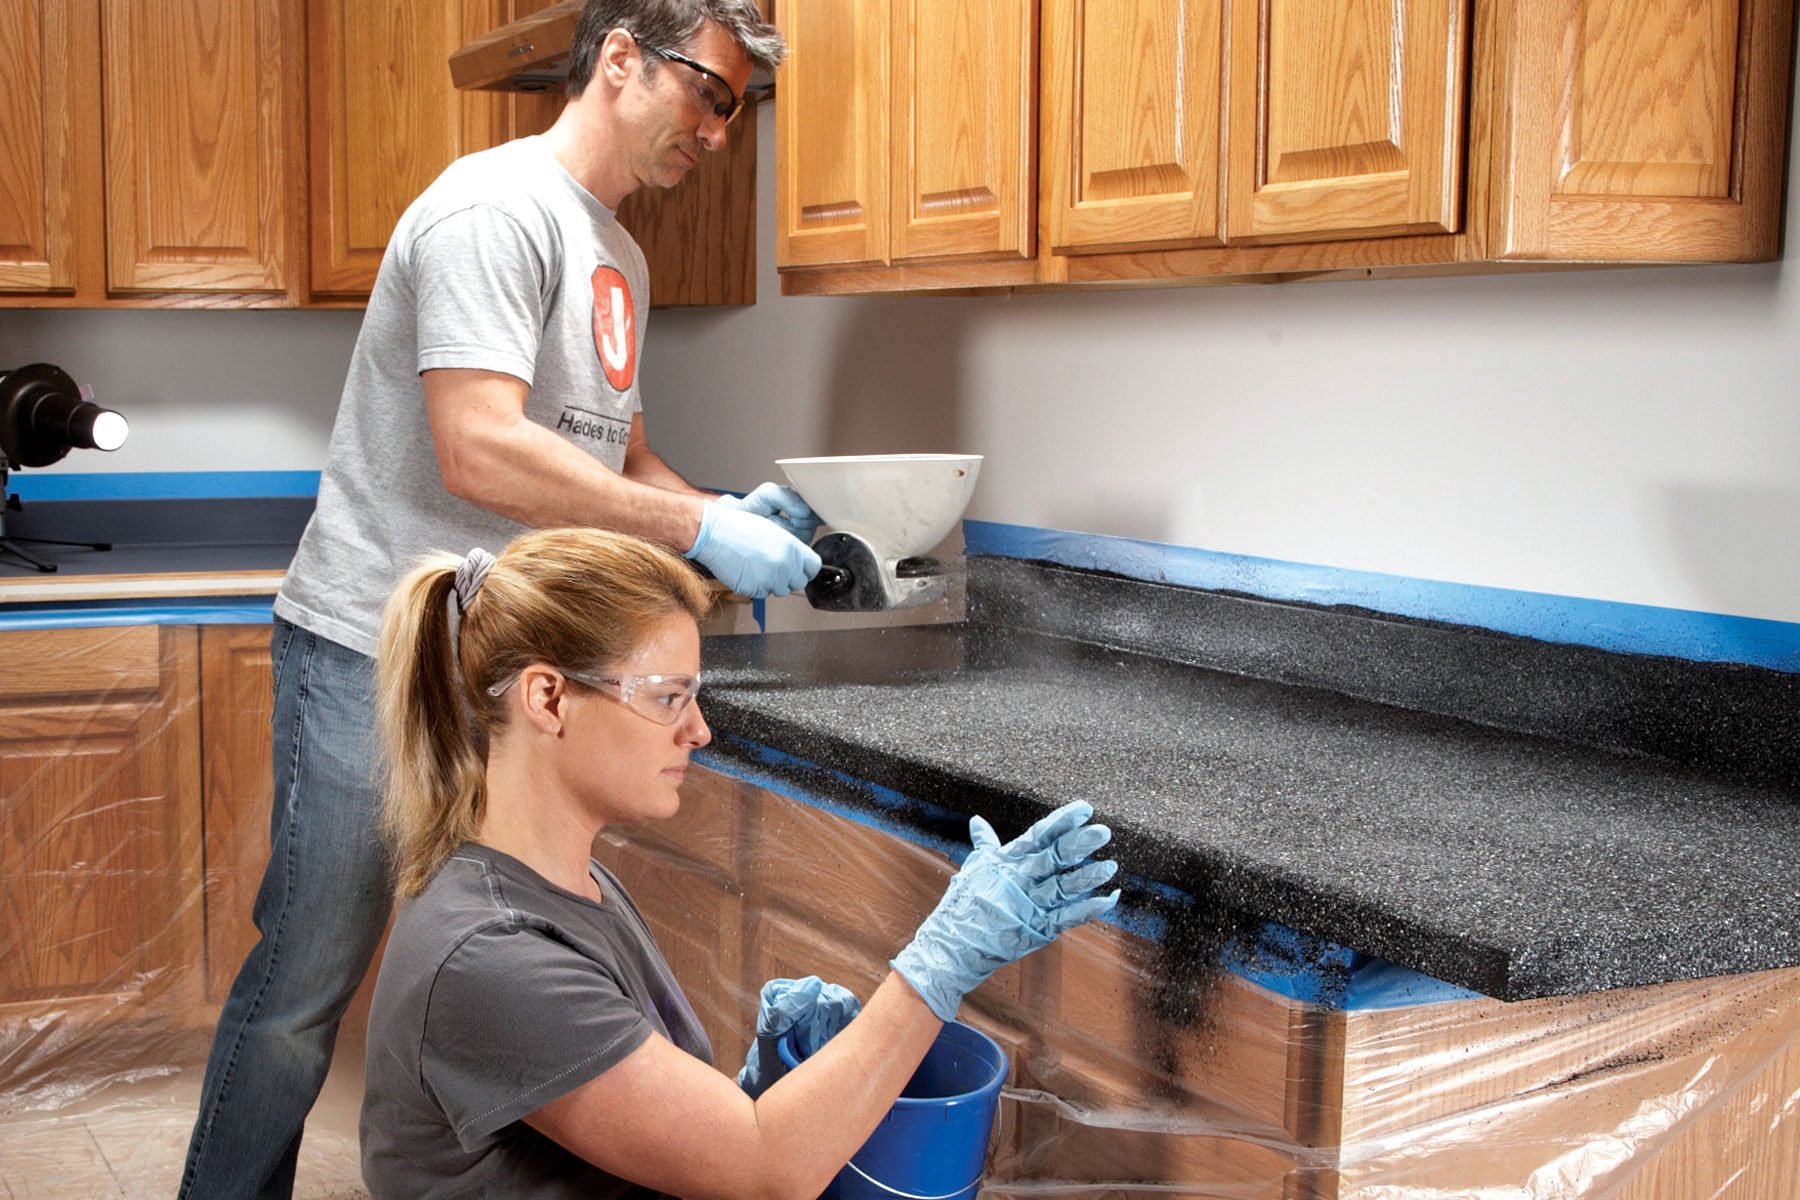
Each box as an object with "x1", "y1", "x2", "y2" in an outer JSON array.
[{"x1": 376, "y1": 554, "x2": 490, "y2": 897}]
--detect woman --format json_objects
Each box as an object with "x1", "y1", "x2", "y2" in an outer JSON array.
[{"x1": 360, "y1": 528, "x2": 1119, "y2": 1197}]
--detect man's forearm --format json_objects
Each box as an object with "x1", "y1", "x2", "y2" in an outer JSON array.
[{"x1": 440, "y1": 408, "x2": 704, "y2": 550}]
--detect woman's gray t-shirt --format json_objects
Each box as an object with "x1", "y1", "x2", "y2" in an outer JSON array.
[{"x1": 360, "y1": 844, "x2": 712, "y2": 1198}]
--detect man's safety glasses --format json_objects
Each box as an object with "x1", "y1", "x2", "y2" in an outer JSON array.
[
  {"x1": 642, "y1": 42, "x2": 746, "y2": 126},
  {"x1": 487, "y1": 669, "x2": 702, "y2": 726}
]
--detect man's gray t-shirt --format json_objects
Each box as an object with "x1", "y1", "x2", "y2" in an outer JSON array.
[
  {"x1": 361, "y1": 844, "x2": 711, "y2": 1198},
  {"x1": 276, "y1": 135, "x2": 649, "y2": 657}
]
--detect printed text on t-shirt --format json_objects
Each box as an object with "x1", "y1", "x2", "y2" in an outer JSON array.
[{"x1": 557, "y1": 408, "x2": 631, "y2": 447}]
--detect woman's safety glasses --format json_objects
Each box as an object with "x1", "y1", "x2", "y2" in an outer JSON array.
[{"x1": 487, "y1": 669, "x2": 702, "y2": 726}]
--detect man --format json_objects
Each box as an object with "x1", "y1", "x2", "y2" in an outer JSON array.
[{"x1": 178, "y1": 4, "x2": 804, "y2": 1195}]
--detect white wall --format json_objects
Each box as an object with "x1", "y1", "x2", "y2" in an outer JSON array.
[
  {"x1": 1, "y1": 305, "x2": 358, "y2": 472},
  {"x1": 4, "y1": 100, "x2": 1796, "y2": 623}
]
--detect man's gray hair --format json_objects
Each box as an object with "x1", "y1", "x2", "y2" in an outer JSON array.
[{"x1": 566, "y1": 0, "x2": 785, "y2": 96}]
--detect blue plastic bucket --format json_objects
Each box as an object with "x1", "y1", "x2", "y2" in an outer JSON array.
[{"x1": 777, "y1": 1020, "x2": 1008, "y2": 1200}]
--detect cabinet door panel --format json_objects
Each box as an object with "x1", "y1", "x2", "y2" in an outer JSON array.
[
  {"x1": 1227, "y1": 0, "x2": 1467, "y2": 245},
  {"x1": 1496, "y1": 0, "x2": 1791, "y2": 261},
  {"x1": 777, "y1": 0, "x2": 890, "y2": 267},
  {"x1": 101, "y1": 0, "x2": 297, "y2": 292},
  {"x1": 0, "y1": 628, "x2": 202, "y2": 1029},
  {"x1": 1043, "y1": 0, "x2": 1225, "y2": 254},
  {"x1": 889, "y1": 0, "x2": 1034, "y2": 262},
  {"x1": 309, "y1": 0, "x2": 511, "y2": 295},
  {"x1": 0, "y1": 0, "x2": 79, "y2": 292}
]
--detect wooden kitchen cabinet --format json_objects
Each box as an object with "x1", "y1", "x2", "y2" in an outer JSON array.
[
  {"x1": 1491, "y1": 0, "x2": 1792, "y2": 262},
  {"x1": 0, "y1": 0, "x2": 308, "y2": 306},
  {"x1": 0, "y1": 0, "x2": 94, "y2": 294},
  {"x1": 776, "y1": 0, "x2": 890, "y2": 267},
  {"x1": 1042, "y1": 0, "x2": 1225, "y2": 256},
  {"x1": 101, "y1": 0, "x2": 305, "y2": 293},
  {"x1": 3, "y1": 0, "x2": 758, "y2": 308},
  {"x1": 0, "y1": 626, "x2": 204, "y2": 1038},
  {"x1": 307, "y1": 0, "x2": 513, "y2": 296},
  {"x1": 0, "y1": 621, "x2": 284, "y2": 1051},
  {"x1": 779, "y1": 0, "x2": 1794, "y2": 295},
  {"x1": 777, "y1": 0, "x2": 1035, "y2": 274},
  {"x1": 1225, "y1": 0, "x2": 1467, "y2": 246}
]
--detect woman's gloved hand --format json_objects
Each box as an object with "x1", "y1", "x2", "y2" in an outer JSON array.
[
  {"x1": 686, "y1": 499, "x2": 822, "y2": 597},
  {"x1": 892, "y1": 801, "x2": 1120, "y2": 1022},
  {"x1": 737, "y1": 975, "x2": 862, "y2": 1099},
  {"x1": 716, "y1": 483, "x2": 823, "y2": 543}
]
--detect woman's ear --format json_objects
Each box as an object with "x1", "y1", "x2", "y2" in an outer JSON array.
[{"x1": 517, "y1": 665, "x2": 569, "y2": 736}]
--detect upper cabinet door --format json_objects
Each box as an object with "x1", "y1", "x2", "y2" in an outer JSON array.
[
  {"x1": 101, "y1": 0, "x2": 299, "y2": 292},
  {"x1": 889, "y1": 0, "x2": 1035, "y2": 262},
  {"x1": 309, "y1": 0, "x2": 511, "y2": 296},
  {"x1": 777, "y1": 0, "x2": 890, "y2": 267},
  {"x1": 1227, "y1": 0, "x2": 1467, "y2": 245},
  {"x1": 0, "y1": 0, "x2": 81, "y2": 293},
  {"x1": 1042, "y1": 0, "x2": 1226, "y2": 255},
  {"x1": 1495, "y1": 0, "x2": 1792, "y2": 262}
]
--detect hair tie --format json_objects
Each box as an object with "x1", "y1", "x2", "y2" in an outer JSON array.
[{"x1": 452, "y1": 547, "x2": 497, "y2": 613}]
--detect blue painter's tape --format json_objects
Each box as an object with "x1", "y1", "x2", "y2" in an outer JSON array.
[
  {"x1": 963, "y1": 520, "x2": 1800, "y2": 672},
  {"x1": 699, "y1": 735, "x2": 972, "y2": 862},
  {"x1": 9, "y1": 471, "x2": 322, "y2": 501},
  {"x1": 1218, "y1": 923, "x2": 1482, "y2": 1010},
  {"x1": 0, "y1": 596, "x2": 276, "y2": 631},
  {"x1": 696, "y1": 734, "x2": 1473, "y2": 1011}
]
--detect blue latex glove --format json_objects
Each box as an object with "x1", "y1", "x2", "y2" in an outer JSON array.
[
  {"x1": 893, "y1": 801, "x2": 1120, "y2": 1022},
  {"x1": 737, "y1": 975, "x2": 862, "y2": 1098},
  {"x1": 686, "y1": 499, "x2": 822, "y2": 597},
  {"x1": 717, "y1": 483, "x2": 823, "y2": 544}
]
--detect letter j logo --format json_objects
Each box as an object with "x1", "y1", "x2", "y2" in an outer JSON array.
[{"x1": 591, "y1": 265, "x2": 636, "y2": 391}]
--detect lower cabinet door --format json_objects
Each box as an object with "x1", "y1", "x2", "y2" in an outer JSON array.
[{"x1": 0, "y1": 625, "x2": 204, "y2": 1044}]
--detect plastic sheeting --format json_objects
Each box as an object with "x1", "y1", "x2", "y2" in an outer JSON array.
[
  {"x1": 0, "y1": 620, "x2": 367, "y2": 1197},
  {"x1": 3, "y1": 622, "x2": 1798, "y2": 1199}
]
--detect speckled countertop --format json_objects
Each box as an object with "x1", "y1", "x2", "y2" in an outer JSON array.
[{"x1": 697, "y1": 612, "x2": 1800, "y2": 1003}]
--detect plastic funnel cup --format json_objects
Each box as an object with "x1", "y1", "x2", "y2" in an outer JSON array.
[{"x1": 777, "y1": 1020, "x2": 1008, "y2": 1200}]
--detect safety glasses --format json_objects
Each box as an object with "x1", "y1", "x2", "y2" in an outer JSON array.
[
  {"x1": 639, "y1": 39, "x2": 746, "y2": 126},
  {"x1": 487, "y1": 668, "x2": 702, "y2": 727}
]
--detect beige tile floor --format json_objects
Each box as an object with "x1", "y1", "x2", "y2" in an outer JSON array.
[{"x1": 0, "y1": 1038, "x2": 369, "y2": 1200}]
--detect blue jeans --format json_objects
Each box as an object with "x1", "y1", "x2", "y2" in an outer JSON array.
[{"x1": 180, "y1": 617, "x2": 392, "y2": 1199}]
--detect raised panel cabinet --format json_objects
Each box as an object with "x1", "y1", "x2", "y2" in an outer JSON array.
[
  {"x1": 778, "y1": 0, "x2": 1035, "y2": 272},
  {"x1": 100, "y1": 0, "x2": 302, "y2": 292},
  {"x1": 0, "y1": 625, "x2": 203, "y2": 1042},
  {"x1": 0, "y1": 0, "x2": 87, "y2": 293},
  {"x1": 776, "y1": 0, "x2": 890, "y2": 267},
  {"x1": 1494, "y1": 0, "x2": 1793, "y2": 261},
  {"x1": 1042, "y1": 0, "x2": 1226, "y2": 254},
  {"x1": 1226, "y1": 0, "x2": 1468, "y2": 245},
  {"x1": 308, "y1": 0, "x2": 512, "y2": 295},
  {"x1": 889, "y1": 0, "x2": 1035, "y2": 262}
]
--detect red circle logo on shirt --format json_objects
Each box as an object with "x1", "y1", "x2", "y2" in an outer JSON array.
[{"x1": 591, "y1": 265, "x2": 636, "y2": 392}]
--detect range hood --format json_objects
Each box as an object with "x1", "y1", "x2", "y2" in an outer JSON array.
[
  {"x1": 450, "y1": 1, "x2": 586, "y2": 93},
  {"x1": 450, "y1": 2, "x2": 776, "y2": 94}
]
